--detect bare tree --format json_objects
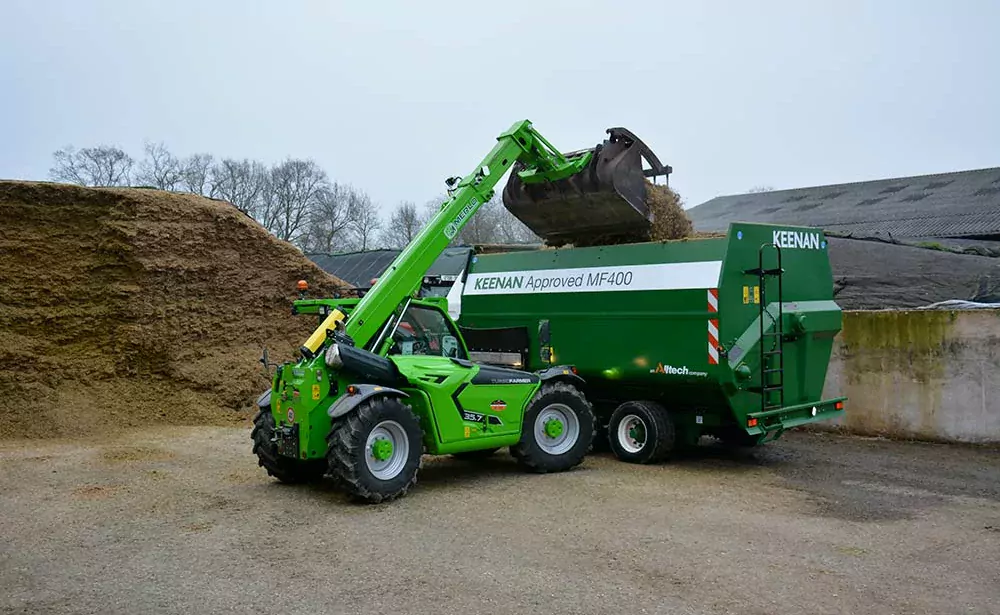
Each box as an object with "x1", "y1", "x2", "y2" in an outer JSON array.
[
  {"x1": 49, "y1": 145, "x2": 134, "y2": 186},
  {"x1": 454, "y1": 194, "x2": 505, "y2": 245},
  {"x1": 421, "y1": 196, "x2": 446, "y2": 225},
  {"x1": 378, "y1": 201, "x2": 423, "y2": 249},
  {"x1": 208, "y1": 158, "x2": 268, "y2": 216},
  {"x1": 419, "y1": 193, "x2": 506, "y2": 246},
  {"x1": 180, "y1": 153, "x2": 214, "y2": 195},
  {"x1": 135, "y1": 142, "x2": 183, "y2": 190},
  {"x1": 301, "y1": 183, "x2": 358, "y2": 253},
  {"x1": 747, "y1": 185, "x2": 775, "y2": 193},
  {"x1": 263, "y1": 159, "x2": 329, "y2": 244},
  {"x1": 493, "y1": 206, "x2": 539, "y2": 244},
  {"x1": 348, "y1": 193, "x2": 383, "y2": 251}
]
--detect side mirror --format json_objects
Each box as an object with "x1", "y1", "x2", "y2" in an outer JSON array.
[{"x1": 259, "y1": 346, "x2": 278, "y2": 374}]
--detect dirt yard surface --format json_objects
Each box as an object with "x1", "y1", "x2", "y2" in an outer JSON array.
[{"x1": 1, "y1": 429, "x2": 998, "y2": 615}]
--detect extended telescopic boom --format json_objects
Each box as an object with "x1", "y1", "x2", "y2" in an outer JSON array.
[{"x1": 299, "y1": 120, "x2": 592, "y2": 357}]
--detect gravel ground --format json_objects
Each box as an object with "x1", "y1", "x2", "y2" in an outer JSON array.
[{"x1": 1, "y1": 428, "x2": 998, "y2": 615}]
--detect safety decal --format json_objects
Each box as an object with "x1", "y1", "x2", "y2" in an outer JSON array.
[{"x1": 708, "y1": 288, "x2": 719, "y2": 365}]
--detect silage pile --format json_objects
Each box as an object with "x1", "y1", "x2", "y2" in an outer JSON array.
[{"x1": 0, "y1": 181, "x2": 351, "y2": 439}]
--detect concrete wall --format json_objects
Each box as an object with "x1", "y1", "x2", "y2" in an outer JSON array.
[{"x1": 819, "y1": 310, "x2": 1000, "y2": 443}]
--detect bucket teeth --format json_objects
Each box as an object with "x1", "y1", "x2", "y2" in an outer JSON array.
[{"x1": 502, "y1": 128, "x2": 670, "y2": 246}]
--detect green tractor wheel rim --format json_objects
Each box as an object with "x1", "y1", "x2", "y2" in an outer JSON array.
[
  {"x1": 365, "y1": 420, "x2": 409, "y2": 480},
  {"x1": 617, "y1": 414, "x2": 647, "y2": 453},
  {"x1": 533, "y1": 403, "x2": 580, "y2": 455}
]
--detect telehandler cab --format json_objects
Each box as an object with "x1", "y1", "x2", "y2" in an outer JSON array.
[{"x1": 252, "y1": 120, "x2": 663, "y2": 502}]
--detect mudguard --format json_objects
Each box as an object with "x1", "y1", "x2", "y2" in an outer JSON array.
[
  {"x1": 256, "y1": 389, "x2": 271, "y2": 409},
  {"x1": 537, "y1": 365, "x2": 586, "y2": 387},
  {"x1": 328, "y1": 384, "x2": 409, "y2": 419}
]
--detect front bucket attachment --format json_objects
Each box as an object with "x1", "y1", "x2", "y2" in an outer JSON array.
[{"x1": 502, "y1": 127, "x2": 670, "y2": 246}]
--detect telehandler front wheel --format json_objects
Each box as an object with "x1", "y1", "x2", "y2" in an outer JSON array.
[
  {"x1": 326, "y1": 397, "x2": 423, "y2": 503},
  {"x1": 607, "y1": 400, "x2": 675, "y2": 464},
  {"x1": 512, "y1": 382, "x2": 595, "y2": 473},
  {"x1": 251, "y1": 409, "x2": 326, "y2": 484}
]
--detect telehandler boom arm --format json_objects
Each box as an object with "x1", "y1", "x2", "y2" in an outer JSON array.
[{"x1": 300, "y1": 120, "x2": 592, "y2": 357}]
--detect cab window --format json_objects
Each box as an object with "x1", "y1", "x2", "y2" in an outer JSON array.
[{"x1": 390, "y1": 305, "x2": 466, "y2": 359}]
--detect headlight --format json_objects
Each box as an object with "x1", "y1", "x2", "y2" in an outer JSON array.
[{"x1": 325, "y1": 343, "x2": 343, "y2": 368}]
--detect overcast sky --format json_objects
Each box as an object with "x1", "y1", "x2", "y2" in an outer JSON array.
[{"x1": 2, "y1": 1, "x2": 998, "y2": 211}]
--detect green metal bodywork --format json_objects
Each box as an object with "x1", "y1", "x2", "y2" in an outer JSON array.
[
  {"x1": 269, "y1": 121, "x2": 591, "y2": 461},
  {"x1": 274, "y1": 296, "x2": 540, "y2": 458},
  {"x1": 456, "y1": 223, "x2": 847, "y2": 443}
]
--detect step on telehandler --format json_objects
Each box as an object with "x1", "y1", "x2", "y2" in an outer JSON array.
[{"x1": 252, "y1": 120, "x2": 662, "y2": 502}]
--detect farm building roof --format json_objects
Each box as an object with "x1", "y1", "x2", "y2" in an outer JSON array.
[
  {"x1": 307, "y1": 247, "x2": 471, "y2": 288},
  {"x1": 306, "y1": 249, "x2": 400, "y2": 288},
  {"x1": 688, "y1": 167, "x2": 1000, "y2": 239}
]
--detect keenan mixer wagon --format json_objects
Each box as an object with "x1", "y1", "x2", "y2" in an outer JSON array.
[
  {"x1": 253, "y1": 120, "x2": 667, "y2": 502},
  {"x1": 452, "y1": 223, "x2": 847, "y2": 463}
]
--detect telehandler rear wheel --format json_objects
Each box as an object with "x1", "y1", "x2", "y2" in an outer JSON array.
[
  {"x1": 326, "y1": 397, "x2": 423, "y2": 503},
  {"x1": 251, "y1": 409, "x2": 326, "y2": 484},
  {"x1": 607, "y1": 400, "x2": 675, "y2": 464},
  {"x1": 512, "y1": 382, "x2": 595, "y2": 473}
]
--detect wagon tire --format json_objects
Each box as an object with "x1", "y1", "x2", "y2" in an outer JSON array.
[{"x1": 607, "y1": 400, "x2": 675, "y2": 464}]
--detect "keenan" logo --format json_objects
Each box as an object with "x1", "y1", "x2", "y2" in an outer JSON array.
[{"x1": 773, "y1": 230, "x2": 822, "y2": 250}]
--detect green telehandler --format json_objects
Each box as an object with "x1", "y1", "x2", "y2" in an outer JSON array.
[{"x1": 253, "y1": 120, "x2": 665, "y2": 502}]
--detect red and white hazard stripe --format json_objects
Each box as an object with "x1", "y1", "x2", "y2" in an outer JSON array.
[{"x1": 708, "y1": 288, "x2": 719, "y2": 365}]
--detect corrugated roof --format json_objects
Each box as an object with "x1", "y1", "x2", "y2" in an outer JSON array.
[
  {"x1": 688, "y1": 167, "x2": 1000, "y2": 238},
  {"x1": 306, "y1": 247, "x2": 471, "y2": 288},
  {"x1": 306, "y1": 250, "x2": 399, "y2": 287}
]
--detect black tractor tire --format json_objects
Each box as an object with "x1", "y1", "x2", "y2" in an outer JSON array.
[
  {"x1": 451, "y1": 447, "x2": 501, "y2": 460},
  {"x1": 251, "y1": 409, "x2": 326, "y2": 484},
  {"x1": 590, "y1": 421, "x2": 611, "y2": 453},
  {"x1": 511, "y1": 382, "x2": 595, "y2": 473},
  {"x1": 326, "y1": 397, "x2": 423, "y2": 503},
  {"x1": 716, "y1": 427, "x2": 762, "y2": 449},
  {"x1": 588, "y1": 404, "x2": 614, "y2": 453},
  {"x1": 607, "y1": 400, "x2": 675, "y2": 464}
]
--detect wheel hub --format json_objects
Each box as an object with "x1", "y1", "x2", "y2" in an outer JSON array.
[
  {"x1": 544, "y1": 418, "x2": 565, "y2": 438},
  {"x1": 371, "y1": 438, "x2": 393, "y2": 462},
  {"x1": 617, "y1": 414, "x2": 648, "y2": 453},
  {"x1": 533, "y1": 403, "x2": 581, "y2": 456},
  {"x1": 364, "y1": 420, "x2": 409, "y2": 480}
]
